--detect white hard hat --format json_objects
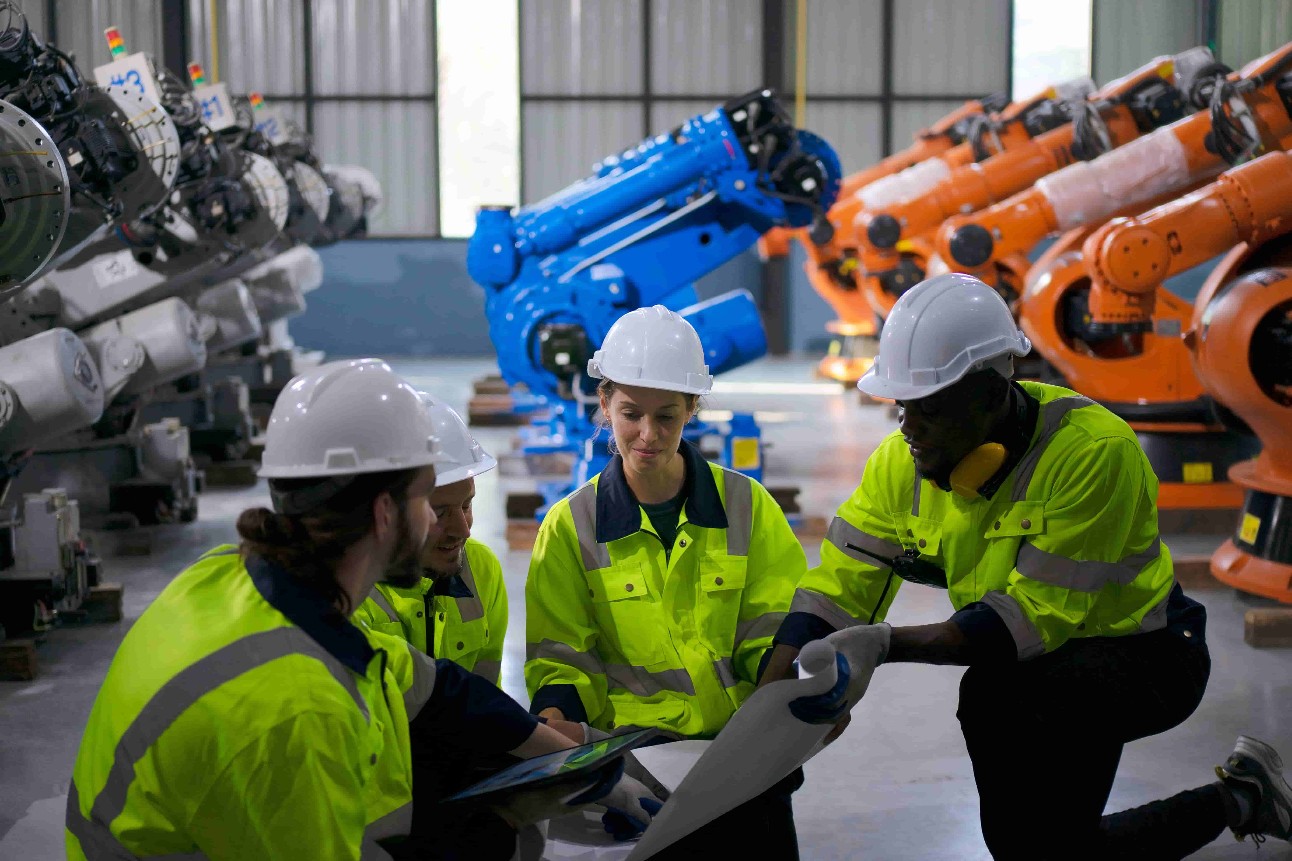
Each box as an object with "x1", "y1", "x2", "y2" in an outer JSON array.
[
  {"x1": 858, "y1": 273, "x2": 1031, "y2": 401},
  {"x1": 259, "y1": 359, "x2": 453, "y2": 481},
  {"x1": 420, "y1": 393, "x2": 498, "y2": 487},
  {"x1": 587, "y1": 305, "x2": 713, "y2": 395}
]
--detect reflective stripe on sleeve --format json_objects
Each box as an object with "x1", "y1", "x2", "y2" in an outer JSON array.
[
  {"x1": 825, "y1": 517, "x2": 903, "y2": 565},
  {"x1": 978, "y1": 590, "x2": 1047, "y2": 660},
  {"x1": 788, "y1": 588, "x2": 865, "y2": 632},
  {"x1": 1015, "y1": 537, "x2": 1162, "y2": 593},
  {"x1": 403, "y1": 645, "x2": 437, "y2": 720},
  {"x1": 526, "y1": 638, "x2": 606, "y2": 677},
  {"x1": 733, "y1": 612, "x2": 787, "y2": 651},
  {"x1": 712, "y1": 658, "x2": 740, "y2": 689},
  {"x1": 472, "y1": 659, "x2": 502, "y2": 685},
  {"x1": 605, "y1": 664, "x2": 696, "y2": 697}
]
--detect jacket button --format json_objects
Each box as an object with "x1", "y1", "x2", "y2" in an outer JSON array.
[
  {"x1": 416, "y1": 611, "x2": 423, "y2": 618},
  {"x1": 369, "y1": 753, "x2": 377, "y2": 765},
  {"x1": 1183, "y1": 630, "x2": 1193, "y2": 638},
  {"x1": 625, "y1": 583, "x2": 634, "y2": 592},
  {"x1": 993, "y1": 521, "x2": 1001, "y2": 530},
  {"x1": 918, "y1": 539, "x2": 926, "y2": 549},
  {"x1": 438, "y1": 612, "x2": 445, "y2": 622},
  {"x1": 456, "y1": 641, "x2": 465, "y2": 650},
  {"x1": 679, "y1": 539, "x2": 687, "y2": 547},
  {"x1": 714, "y1": 576, "x2": 724, "y2": 586},
  {"x1": 1020, "y1": 519, "x2": 1032, "y2": 530}
]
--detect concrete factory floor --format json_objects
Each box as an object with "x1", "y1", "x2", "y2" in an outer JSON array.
[{"x1": 1, "y1": 356, "x2": 1289, "y2": 860}]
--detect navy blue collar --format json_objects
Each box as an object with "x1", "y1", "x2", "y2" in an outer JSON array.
[
  {"x1": 246, "y1": 554, "x2": 376, "y2": 675},
  {"x1": 595, "y1": 439, "x2": 728, "y2": 543},
  {"x1": 430, "y1": 572, "x2": 474, "y2": 598}
]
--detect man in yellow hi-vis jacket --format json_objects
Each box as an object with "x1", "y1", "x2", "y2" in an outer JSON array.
[
  {"x1": 67, "y1": 360, "x2": 661, "y2": 861},
  {"x1": 355, "y1": 397, "x2": 508, "y2": 686},
  {"x1": 761, "y1": 274, "x2": 1292, "y2": 860}
]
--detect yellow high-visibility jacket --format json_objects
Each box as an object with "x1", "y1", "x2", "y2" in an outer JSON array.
[
  {"x1": 781, "y1": 382, "x2": 1177, "y2": 660},
  {"x1": 526, "y1": 441, "x2": 806, "y2": 737}
]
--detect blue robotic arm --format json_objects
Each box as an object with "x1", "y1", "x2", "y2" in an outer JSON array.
[{"x1": 467, "y1": 90, "x2": 841, "y2": 501}]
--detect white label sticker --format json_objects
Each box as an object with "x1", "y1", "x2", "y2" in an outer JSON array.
[
  {"x1": 254, "y1": 108, "x2": 289, "y2": 145},
  {"x1": 92, "y1": 250, "x2": 142, "y2": 288},
  {"x1": 93, "y1": 53, "x2": 162, "y2": 107},
  {"x1": 192, "y1": 82, "x2": 237, "y2": 132}
]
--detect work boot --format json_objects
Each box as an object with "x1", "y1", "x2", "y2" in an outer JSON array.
[{"x1": 1216, "y1": 735, "x2": 1292, "y2": 843}]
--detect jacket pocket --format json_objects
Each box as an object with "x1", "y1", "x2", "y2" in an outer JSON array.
[
  {"x1": 586, "y1": 563, "x2": 667, "y2": 665},
  {"x1": 697, "y1": 556, "x2": 748, "y2": 655}
]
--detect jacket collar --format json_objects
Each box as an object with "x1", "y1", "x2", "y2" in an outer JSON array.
[
  {"x1": 246, "y1": 554, "x2": 376, "y2": 675},
  {"x1": 979, "y1": 382, "x2": 1041, "y2": 500},
  {"x1": 430, "y1": 572, "x2": 474, "y2": 599},
  {"x1": 595, "y1": 438, "x2": 728, "y2": 543}
]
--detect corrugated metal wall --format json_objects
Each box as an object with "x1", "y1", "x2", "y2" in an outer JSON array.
[
  {"x1": 804, "y1": 0, "x2": 883, "y2": 175},
  {"x1": 55, "y1": 0, "x2": 162, "y2": 73},
  {"x1": 315, "y1": 101, "x2": 438, "y2": 236},
  {"x1": 313, "y1": 0, "x2": 434, "y2": 95},
  {"x1": 1218, "y1": 0, "x2": 1292, "y2": 68},
  {"x1": 1092, "y1": 0, "x2": 1202, "y2": 85},
  {"x1": 186, "y1": 0, "x2": 305, "y2": 95},
  {"x1": 649, "y1": 0, "x2": 761, "y2": 95},
  {"x1": 522, "y1": 0, "x2": 642, "y2": 95},
  {"x1": 892, "y1": 0, "x2": 1010, "y2": 94}
]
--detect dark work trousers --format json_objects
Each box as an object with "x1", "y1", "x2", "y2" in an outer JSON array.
[
  {"x1": 650, "y1": 766, "x2": 804, "y2": 860},
  {"x1": 957, "y1": 609, "x2": 1223, "y2": 860},
  {"x1": 383, "y1": 710, "x2": 521, "y2": 861}
]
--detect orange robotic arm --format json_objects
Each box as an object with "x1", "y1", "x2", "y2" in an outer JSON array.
[
  {"x1": 937, "y1": 42, "x2": 1292, "y2": 283},
  {"x1": 857, "y1": 54, "x2": 1200, "y2": 261},
  {"x1": 1085, "y1": 149, "x2": 1292, "y2": 327},
  {"x1": 757, "y1": 94, "x2": 1008, "y2": 262}
]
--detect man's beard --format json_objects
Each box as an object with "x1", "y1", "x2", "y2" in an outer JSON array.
[
  {"x1": 384, "y1": 506, "x2": 425, "y2": 588},
  {"x1": 426, "y1": 546, "x2": 466, "y2": 580}
]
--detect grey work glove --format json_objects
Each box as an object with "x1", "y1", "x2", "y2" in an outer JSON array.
[
  {"x1": 490, "y1": 759, "x2": 665, "y2": 838},
  {"x1": 788, "y1": 623, "x2": 892, "y2": 725},
  {"x1": 581, "y1": 723, "x2": 672, "y2": 803}
]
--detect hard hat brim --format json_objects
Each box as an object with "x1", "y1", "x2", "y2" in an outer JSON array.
[{"x1": 433, "y1": 452, "x2": 499, "y2": 488}]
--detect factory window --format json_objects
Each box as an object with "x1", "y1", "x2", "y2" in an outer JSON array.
[
  {"x1": 1011, "y1": 0, "x2": 1094, "y2": 100},
  {"x1": 436, "y1": 0, "x2": 521, "y2": 238}
]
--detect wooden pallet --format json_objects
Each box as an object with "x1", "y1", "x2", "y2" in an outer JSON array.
[
  {"x1": 468, "y1": 394, "x2": 538, "y2": 427},
  {"x1": 473, "y1": 375, "x2": 512, "y2": 396},
  {"x1": 201, "y1": 460, "x2": 260, "y2": 488},
  {"x1": 1245, "y1": 608, "x2": 1292, "y2": 647},
  {"x1": 0, "y1": 584, "x2": 124, "y2": 681}
]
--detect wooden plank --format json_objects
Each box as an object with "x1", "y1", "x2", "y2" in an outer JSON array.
[
  {"x1": 84, "y1": 583, "x2": 125, "y2": 624},
  {"x1": 1173, "y1": 555, "x2": 1224, "y2": 590},
  {"x1": 201, "y1": 460, "x2": 260, "y2": 488},
  {"x1": 1244, "y1": 608, "x2": 1292, "y2": 648},
  {"x1": 0, "y1": 639, "x2": 37, "y2": 681},
  {"x1": 506, "y1": 519, "x2": 540, "y2": 551}
]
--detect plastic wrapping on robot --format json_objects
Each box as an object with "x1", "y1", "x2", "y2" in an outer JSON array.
[
  {"x1": 622, "y1": 639, "x2": 855, "y2": 860},
  {"x1": 858, "y1": 157, "x2": 953, "y2": 212},
  {"x1": 1037, "y1": 127, "x2": 1226, "y2": 232}
]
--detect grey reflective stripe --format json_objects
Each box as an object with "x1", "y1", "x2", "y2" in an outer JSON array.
[
  {"x1": 473, "y1": 659, "x2": 502, "y2": 684},
  {"x1": 365, "y1": 801, "x2": 413, "y2": 841},
  {"x1": 1016, "y1": 537, "x2": 1162, "y2": 593},
  {"x1": 569, "y1": 483, "x2": 612, "y2": 570},
  {"x1": 979, "y1": 591, "x2": 1047, "y2": 660},
  {"x1": 713, "y1": 658, "x2": 740, "y2": 689},
  {"x1": 526, "y1": 638, "x2": 606, "y2": 677},
  {"x1": 826, "y1": 517, "x2": 902, "y2": 565},
  {"x1": 1138, "y1": 585, "x2": 1172, "y2": 633},
  {"x1": 789, "y1": 588, "x2": 864, "y2": 632},
  {"x1": 733, "y1": 612, "x2": 786, "y2": 650},
  {"x1": 722, "y1": 469, "x2": 754, "y2": 557},
  {"x1": 1010, "y1": 396, "x2": 1096, "y2": 502},
  {"x1": 455, "y1": 553, "x2": 485, "y2": 622},
  {"x1": 87, "y1": 627, "x2": 368, "y2": 834},
  {"x1": 66, "y1": 781, "x2": 142, "y2": 860},
  {"x1": 606, "y1": 663, "x2": 696, "y2": 696},
  {"x1": 368, "y1": 589, "x2": 399, "y2": 623},
  {"x1": 360, "y1": 841, "x2": 395, "y2": 861},
  {"x1": 911, "y1": 474, "x2": 922, "y2": 516},
  {"x1": 403, "y1": 645, "x2": 437, "y2": 720}
]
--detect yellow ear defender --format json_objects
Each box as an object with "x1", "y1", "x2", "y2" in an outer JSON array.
[{"x1": 949, "y1": 443, "x2": 1008, "y2": 499}]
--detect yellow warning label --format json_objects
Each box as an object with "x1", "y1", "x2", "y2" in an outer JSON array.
[
  {"x1": 1239, "y1": 513, "x2": 1262, "y2": 544},
  {"x1": 732, "y1": 438, "x2": 761, "y2": 471},
  {"x1": 1182, "y1": 462, "x2": 1214, "y2": 484}
]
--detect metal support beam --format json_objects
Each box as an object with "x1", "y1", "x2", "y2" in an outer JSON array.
[
  {"x1": 880, "y1": 0, "x2": 894, "y2": 155},
  {"x1": 303, "y1": 0, "x2": 315, "y2": 134},
  {"x1": 160, "y1": 0, "x2": 190, "y2": 80},
  {"x1": 43, "y1": 0, "x2": 56, "y2": 45},
  {"x1": 760, "y1": 0, "x2": 791, "y2": 355}
]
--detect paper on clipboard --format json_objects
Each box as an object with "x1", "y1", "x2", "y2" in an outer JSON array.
[{"x1": 623, "y1": 640, "x2": 845, "y2": 860}]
